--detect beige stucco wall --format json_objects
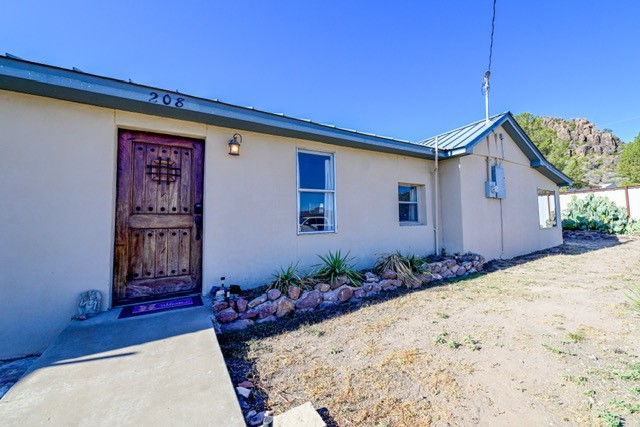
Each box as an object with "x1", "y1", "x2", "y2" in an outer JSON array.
[
  {"x1": 0, "y1": 90, "x2": 435, "y2": 358},
  {"x1": 438, "y1": 158, "x2": 464, "y2": 254},
  {"x1": 441, "y1": 128, "x2": 563, "y2": 260},
  {"x1": 0, "y1": 90, "x2": 117, "y2": 359}
]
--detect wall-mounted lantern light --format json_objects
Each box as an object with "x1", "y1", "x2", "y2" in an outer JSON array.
[{"x1": 228, "y1": 133, "x2": 242, "y2": 156}]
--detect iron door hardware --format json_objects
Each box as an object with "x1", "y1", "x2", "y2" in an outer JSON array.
[{"x1": 194, "y1": 215, "x2": 202, "y2": 240}]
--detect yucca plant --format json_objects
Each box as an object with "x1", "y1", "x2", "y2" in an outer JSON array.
[
  {"x1": 297, "y1": 274, "x2": 318, "y2": 291},
  {"x1": 269, "y1": 261, "x2": 301, "y2": 293},
  {"x1": 404, "y1": 253, "x2": 425, "y2": 273},
  {"x1": 373, "y1": 252, "x2": 422, "y2": 288},
  {"x1": 314, "y1": 250, "x2": 363, "y2": 286}
]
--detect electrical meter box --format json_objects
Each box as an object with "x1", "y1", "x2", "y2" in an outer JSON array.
[{"x1": 485, "y1": 165, "x2": 506, "y2": 199}]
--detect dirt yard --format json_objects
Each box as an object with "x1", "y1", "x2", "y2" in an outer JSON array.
[{"x1": 219, "y1": 236, "x2": 640, "y2": 426}]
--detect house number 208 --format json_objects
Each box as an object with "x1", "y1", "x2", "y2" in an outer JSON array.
[{"x1": 148, "y1": 92, "x2": 185, "y2": 108}]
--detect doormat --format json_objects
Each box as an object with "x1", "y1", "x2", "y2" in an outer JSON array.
[{"x1": 118, "y1": 296, "x2": 203, "y2": 319}]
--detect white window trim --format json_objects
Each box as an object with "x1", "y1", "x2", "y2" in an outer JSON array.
[
  {"x1": 399, "y1": 183, "x2": 426, "y2": 226},
  {"x1": 537, "y1": 188, "x2": 559, "y2": 229},
  {"x1": 296, "y1": 147, "x2": 337, "y2": 235}
]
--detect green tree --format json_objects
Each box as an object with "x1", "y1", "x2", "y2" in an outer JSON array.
[
  {"x1": 618, "y1": 133, "x2": 640, "y2": 185},
  {"x1": 514, "y1": 112, "x2": 587, "y2": 188}
]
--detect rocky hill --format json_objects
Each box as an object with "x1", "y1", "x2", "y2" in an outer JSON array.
[
  {"x1": 515, "y1": 113, "x2": 624, "y2": 187},
  {"x1": 541, "y1": 117, "x2": 623, "y2": 185}
]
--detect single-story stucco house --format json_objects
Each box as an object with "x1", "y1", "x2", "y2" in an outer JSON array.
[{"x1": 0, "y1": 56, "x2": 571, "y2": 359}]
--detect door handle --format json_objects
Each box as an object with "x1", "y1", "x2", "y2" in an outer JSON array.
[
  {"x1": 194, "y1": 203, "x2": 203, "y2": 214},
  {"x1": 194, "y1": 215, "x2": 202, "y2": 240}
]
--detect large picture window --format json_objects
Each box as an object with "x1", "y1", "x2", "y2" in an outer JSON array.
[
  {"x1": 399, "y1": 184, "x2": 419, "y2": 223},
  {"x1": 298, "y1": 150, "x2": 335, "y2": 233},
  {"x1": 537, "y1": 189, "x2": 558, "y2": 228}
]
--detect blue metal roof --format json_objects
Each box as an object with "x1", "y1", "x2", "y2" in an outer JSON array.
[
  {"x1": 0, "y1": 55, "x2": 571, "y2": 186},
  {"x1": 417, "y1": 113, "x2": 508, "y2": 153},
  {"x1": 0, "y1": 55, "x2": 435, "y2": 160},
  {"x1": 418, "y1": 112, "x2": 572, "y2": 186}
]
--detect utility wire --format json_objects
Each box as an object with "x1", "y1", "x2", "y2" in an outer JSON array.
[
  {"x1": 487, "y1": 0, "x2": 497, "y2": 73},
  {"x1": 482, "y1": 0, "x2": 497, "y2": 95}
]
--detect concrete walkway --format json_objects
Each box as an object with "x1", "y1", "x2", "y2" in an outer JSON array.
[{"x1": 0, "y1": 302, "x2": 244, "y2": 426}]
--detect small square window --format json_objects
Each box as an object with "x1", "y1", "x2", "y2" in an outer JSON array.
[{"x1": 399, "y1": 184, "x2": 419, "y2": 223}]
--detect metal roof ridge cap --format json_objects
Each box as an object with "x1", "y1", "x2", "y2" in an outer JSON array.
[
  {"x1": 417, "y1": 111, "x2": 509, "y2": 144},
  {"x1": 458, "y1": 114, "x2": 510, "y2": 151}
]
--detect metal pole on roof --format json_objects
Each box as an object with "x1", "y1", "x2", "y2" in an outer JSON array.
[
  {"x1": 482, "y1": 0, "x2": 497, "y2": 125},
  {"x1": 483, "y1": 71, "x2": 490, "y2": 125}
]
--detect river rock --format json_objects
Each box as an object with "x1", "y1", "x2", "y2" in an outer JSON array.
[
  {"x1": 295, "y1": 290, "x2": 322, "y2": 310},
  {"x1": 380, "y1": 279, "x2": 401, "y2": 289},
  {"x1": 323, "y1": 289, "x2": 339, "y2": 302},
  {"x1": 287, "y1": 285, "x2": 301, "y2": 300},
  {"x1": 364, "y1": 283, "x2": 382, "y2": 293},
  {"x1": 365, "y1": 272, "x2": 380, "y2": 282},
  {"x1": 212, "y1": 300, "x2": 229, "y2": 312},
  {"x1": 336, "y1": 285, "x2": 353, "y2": 302},
  {"x1": 215, "y1": 307, "x2": 238, "y2": 324},
  {"x1": 248, "y1": 294, "x2": 267, "y2": 308},
  {"x1": 353, "y1": 288, "x2": 366, "y2": 298},
  {"x1": 267, "y1": 288, "x2": 282, "y2": 301},
  {"x1": 276, "y1": 297, "x2": 295, "y2": 317},
  {"x1": 315, "y1": 283, "x2": 331, "y2": 292},
  {"x1": 256, "y1": 301, "x2": 277, "y2": 319},
  {"x1": 239, "y1": 309, "x2": 259, "y2": 320},
  {"x1": 381, "y1": 269, "x2": 397, "y2": 279},
  {"x1": 236, "y1": 298, "x2": 248, "y2": 313}
]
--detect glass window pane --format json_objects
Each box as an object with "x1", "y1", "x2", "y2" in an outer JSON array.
[
  {"x1": 398, "y1": 185, "x2": 416, "y2": 202},
  {"x1": 399, "y1": 203, "x2": 418, "y2": 222},
  {"x1": 299, "y1": 191, "x2": 335, "y2": 232},
  {"x1": 298, "y1": 152, "x2": 333, "y2": 190}
]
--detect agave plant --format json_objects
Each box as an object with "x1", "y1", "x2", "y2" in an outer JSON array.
[
  {"x1": 268, "y1": 261, "x2": 301, "y2": 293},
  {"x1": 314, "y1": 250, "x2": 363, "y2": 286}
]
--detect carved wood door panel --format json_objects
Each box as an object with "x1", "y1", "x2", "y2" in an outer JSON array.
[{"x1": 114, "y1": 130, "x2": 204, "y2": 305}]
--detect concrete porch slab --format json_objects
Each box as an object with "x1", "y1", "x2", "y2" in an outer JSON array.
[
  {"x1": 0, "y1": 302, "x2": 244, "y2": 426},
  {"x1": 274, "y1": 401, "x2": 327, "y2": 427}
]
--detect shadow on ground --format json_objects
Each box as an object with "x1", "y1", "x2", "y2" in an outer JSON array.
[{"x1": 218, "y1": 234, "x2": 634, "y2": 425}]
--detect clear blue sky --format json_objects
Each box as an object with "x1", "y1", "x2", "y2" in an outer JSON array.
[{"x1": 3, "y1": 1, "x2": 640, "y2": 142}]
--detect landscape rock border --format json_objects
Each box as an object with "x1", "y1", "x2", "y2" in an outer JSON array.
[{"x1": 213, "y1": 254, "x2": 485, "y2": 334}]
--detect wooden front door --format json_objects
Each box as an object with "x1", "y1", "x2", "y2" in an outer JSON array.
[{"x1": 114, "y1": 130, "x2": 204, "y2": 305}]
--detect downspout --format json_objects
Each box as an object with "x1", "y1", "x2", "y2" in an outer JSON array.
[
  {"x1": 434, "y1": 136, "x2": 439, "y2": 256},
  {"x1": 496, "y1": 132, "x2": 505, "y2": 259}
]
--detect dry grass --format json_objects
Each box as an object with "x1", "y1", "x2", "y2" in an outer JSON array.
[{"x1": 219, "y1": 237, "x2": 640, "y2": 426}]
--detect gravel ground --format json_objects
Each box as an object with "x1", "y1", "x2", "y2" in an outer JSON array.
[{"x1": 219, "y1": 235, "x2": 640, "y2": 426}]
